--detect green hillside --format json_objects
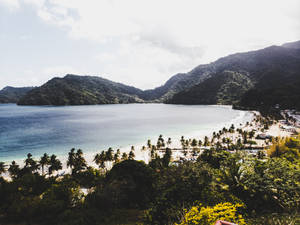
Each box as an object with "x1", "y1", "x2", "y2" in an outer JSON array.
[
  {"x1": 0, "y1": 86, "x2": 34, "y2": 103},
  {"x1": 18, "y1": 75, "x2": 144, "y2": 106},
  {"x1": 17, "y1": 40, "x2": 300, "y2": 111},
  {"x1": 167, "y1": 71, "x2": 253, "y2": 105},
  {"x1": 167, "y1": 42, "x2": 300, "y2": 111}
]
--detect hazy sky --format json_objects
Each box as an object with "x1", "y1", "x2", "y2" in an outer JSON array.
[{"x1": 1, "y1": 0, "x2": 300, "y2": 90}]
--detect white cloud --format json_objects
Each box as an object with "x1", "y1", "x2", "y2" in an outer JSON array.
[
  {"x1": 0, "y1": 0, "x2": 20, "y2": 11},
  {"x1": 30, "y1": 0, "x2": 300, "y2": 46},
  {"x1": 0, "y1": 66, "x2": 82, "y2": 89},
  {"x1": 42, "y1": 65, "x2": 82, "y2": 78},
  {"x1": 93, "y1": 38, "x2": 203, "y2": 89},
  {"x1": 2, "y1": 0, "x2": 300, "y2": 89}
]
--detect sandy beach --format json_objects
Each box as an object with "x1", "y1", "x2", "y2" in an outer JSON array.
[
  {"x1": 2, "y1": 108, "x2": 297, "y2": 180},
  {"x1": 1, "y1": 108, "x2": 254, "y2": 177}
]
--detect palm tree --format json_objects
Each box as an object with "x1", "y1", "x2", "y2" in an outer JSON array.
[
  {"x1": 162, "y1": 148, "x2": 172, "y2": 167},
  {"x1": 180, "y1": 136, "x2": 185, "y2": 143},
  {"x1": 24, "y1": 153, "x2": 32, "y2": 166},
  {"x1": 39, "y1": 153, "x2": 50, "y2": 175},
  {"x1": 150, "y1": 148, "x2": 155, "y2": 160},
  {"x1": 237, "y1": 138, "x2": 243, "y2": 150},
  {"x1": 67, "y1": 148, "x2": 76, "y2": 173},
  {"x1": 204, "y1": 136, "x2": 209, "y2": 147},
  {"x1": 8, "y1": 161, "x2": 20, "y2": 179},
  {"x1": 213, "y1": 132, "x2": 216, "y2": 138},
  {"x1": 156, "y1": 135, "x2": 165, "y2": 149},
  {"x1": 113, "y1": 149, "x2": 121, "y2": 164},
  {"x1": 0, "y1": 162, "x2": 6, "y2": 175},
  {"x1": 106, "y1": 147, "x2": 114, "y2": 162},
  {"x1": 191, "y1": 139, "x2": 198, "y2": 149},
  {"x1": 121, "y1": 152, "x2": 128, "y2": 161},
  {"x1": 94, "y1": 152, "x2": 101, "y2": 166},
  {"x1": 147, "y1": 139, "x2": 152, "y2": 149},
  {"x1": 185, "y1": 139, "x2": 190, "y2": 149},
  {"x1": 157, "y1": 140, "x2": 162, "y2": 150},
  {"x1": 48, "y1": 154, "x2": 62, "y2": 176},
  {"x1": 167, "y1": 137, "x2": 172, "y2": 147},
  {"x1": 73, "y1": 149, "x2": 87, "y2": 174},
  {"x1": 226, "y1": 138, "x2": 232, "y2": 149},
  {"x1": 230, "y1": 124, "x2": 235, "y2": 133},
  {"x1": 152, "y1": 145, "x2": 157, "y2": 151},
  {"x1": 222, "y1": 137, "x2": 226, "y2": 144},
  {"x1": 249, "y1": 130, "x2": 256, "y2": 139},
  {"x1": 158, "y1": 134, "x2": 164, "y2": 142},
  {"x1": 198, "y1": 140, "x2": 202, "y2": 147},
  {"x1": 131, "y1": 146, "x2": 135, "y2": 152},
  {"x1": 211, "y1": 137, "x2": 215, "y2": 145},
  {"x1": 94, "y1": 151, "x2": 106, "y2": 170},
  {"x1": 243, "y1": 131, "x2": 248, "y2": 144},
  {"x1": 128, "y1": 150, "x2": 135, "y2": 160},
  {"x1": 24, "y1": 153, "x2": 39, "y2": 172}
]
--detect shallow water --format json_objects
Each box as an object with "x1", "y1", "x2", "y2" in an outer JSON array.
[{"x1": 0, "y1": 104, "x2": 252, "y2": 162}]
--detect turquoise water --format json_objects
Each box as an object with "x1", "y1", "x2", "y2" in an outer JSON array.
[{"x1": 0, "y1": 104, "x2": 252, "y2": 162}]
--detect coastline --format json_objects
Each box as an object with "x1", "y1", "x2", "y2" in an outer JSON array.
[{"x1": 1, "y1": 106, "x2": 256, "y2": 177}]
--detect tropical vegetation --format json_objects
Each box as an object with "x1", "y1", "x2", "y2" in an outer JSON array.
[{"x1": 0, "y1": 132, "x2": 299, "y2": 225}]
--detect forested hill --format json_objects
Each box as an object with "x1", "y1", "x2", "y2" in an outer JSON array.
[
  {"x1": 167, "y1": 41, "x2": 300, "y2": 110},
  {"x1": 18, "y1": 75, "x2": 145, "y2": 105},
  {"x1": 167, "y1": 71, "x2": 254, "y2": 105},
  {"x1": 0, "y1": 86, "x2": 34, "y2": 103},
  {"x1": 17, "y1": 40, "x2": 300, "y2": 109}
]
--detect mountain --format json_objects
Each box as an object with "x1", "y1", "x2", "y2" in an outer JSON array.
[
  {"x1": 237, "y1": 63, "x2": 300, "y2": 111},
  {"x1": 141, "y1": 65, "x2": 216, "y2": 101},
  {"x1": 0, "y1": 86, "x2": 34, "y2": 103},
  {"x1": 168, "y1": 71, "x2": 254, "y2": 105},
  {"x1": 167, "y1": 41, "x2": 300, "y2": 110},
  {"x1": 16, "y1": 40, "x2": 300, "y2": 110},
  {"x1": 143, "y1": 41, "x2": 300, "y2": 102},
  {"x1": 281, "y1": 40, "x2": 300, "y2": 49},
  {"x1": 18, "y1": 75, "x2": 145, "y2": 105}
]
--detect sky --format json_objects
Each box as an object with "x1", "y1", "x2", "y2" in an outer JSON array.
[{"x1": 0, "y1": 0, "x2": 300, "y2": 90}]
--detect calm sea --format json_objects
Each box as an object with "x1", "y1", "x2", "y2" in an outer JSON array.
[{"x1": 0, "y1": 104, "x2": 252, "y2": 162}]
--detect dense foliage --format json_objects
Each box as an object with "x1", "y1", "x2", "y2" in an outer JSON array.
[
  {"x1": 168, "y1": 71, "x2": 253, "y2": 105},
  {"x1": 177, "y1": 202, "x2": 246, "y2": 225},
  {"x1": 168, "y1": 44, "x2": 300, "y2": 111},
  {"x1": 0, "y1": 135, "x2": 299, "y2": 225},
  {"x1": 18, "y1": 75, "x2": 145, "y2": 105},
  {"x1": 0, "y1": 86, "x2": 34, "y2": 103}
]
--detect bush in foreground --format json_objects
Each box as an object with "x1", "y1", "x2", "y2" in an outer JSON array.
[{"x1": 176, "y1": 202, "x2": 246, "y2": 225}]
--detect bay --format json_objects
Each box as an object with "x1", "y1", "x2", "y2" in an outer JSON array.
[{"x1": 0, "y1": 104, "x2": 252, "y2": 162}]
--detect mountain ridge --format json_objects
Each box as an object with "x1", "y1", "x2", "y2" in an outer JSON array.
[
  {"x1": 18, "y1": 74, "x2": 145, "y2": 105},
  {"x1": 166, "y1": 43, "x2": 300, "y2": 110},
  {"x1": 14, "y1": 40, "x2": 300, "y2": 110},
  {"x1": 0, "y1": 86, "x2": 35, "y2": 103}
]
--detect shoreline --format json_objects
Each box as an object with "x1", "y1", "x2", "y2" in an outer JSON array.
[
  {"x1": 1, "y1": 107, "x2": 255, "y2": 176},
  {"x1": 0, "y1": 103, "x2": 241, "y2": 162},
  {"x1": 2, "y1": 108, "x2": 298, "y2": 181}
]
